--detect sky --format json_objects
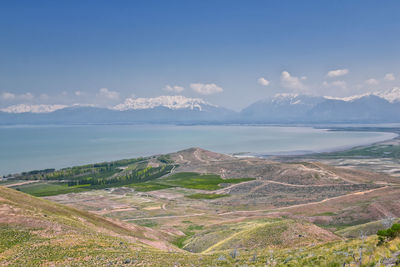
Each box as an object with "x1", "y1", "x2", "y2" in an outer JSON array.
[{"x1": 1, "y1": 0, "x2": 400, "y2": 111}]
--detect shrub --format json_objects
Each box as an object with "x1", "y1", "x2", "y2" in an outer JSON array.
[{"x1": 377, "y1": 223, "x2": 400, "y2": 245}]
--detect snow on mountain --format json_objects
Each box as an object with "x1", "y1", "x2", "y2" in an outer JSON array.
[
  {"x1": 0, "y1": 97, "x2": 232, "y2": 125},
  {"x1": 0, "y1": 96, "x2": 215, "y2": 114},
  {"x1": 112, "y1": 95, "x2": 215, "y2": 111},
  {"x1": 324, "y1": 93, "x2": 371, "y2": 102},
  {"x1": 271, "y1": 93, "x2": 301, "y2": 104},
  {"x1": 1, "y1": 104, "x2": 68, "y2": 113},
  {"x1": 376, "y1": 87, "x2": 400, "y2": 103},
  {"x1": 240, "y1": 93, "x2": 325, "y2": 123},
  {"x1": 1, "y1": 89, "x2": 400, "y2": 124},
  {"x1": 240, "y1": 90, "x2": 400, "y2": 123},
  {"x1": 324, "y1": 87, "x2": 400, "y2": 103}
]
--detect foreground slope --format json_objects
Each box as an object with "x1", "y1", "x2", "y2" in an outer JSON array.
[
  {"x1": 0, "y1": 186, "x2": 190, "y2": 266},
  {"x1": 0, "y1": 187, "x2": 400, "y2": 266},
  {"x1": 2, "y1": 146, "x2": 400, "y2": 266},
  {"x1": 1, "y1": 186, "x2": 400, "y2": 266}
]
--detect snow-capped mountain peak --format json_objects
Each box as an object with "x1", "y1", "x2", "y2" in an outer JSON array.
[
  {"x1": 324, "y1": 87, "x2": 400, "y2": 103},
  {"x1": 376, "y1": 87, "x2": 400, "y2": 103},
  {"x1": 0, "y1": 104, "x2": 69, "y2": 113},
  {"x1": 112, "y1": 95, "x2": 214, "y2": 111},
  {"x1": 323, "y1": 93, "x2": 372, "y2": 102},
  {"x1": 271, "y1": 93, "x2": 301, "y2": 104}
]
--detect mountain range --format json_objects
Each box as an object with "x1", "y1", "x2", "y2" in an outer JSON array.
[{"x1": 1, "y1": 89, "x2": 400, "y2": 124}]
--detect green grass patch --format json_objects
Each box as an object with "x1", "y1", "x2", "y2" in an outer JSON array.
[
  {"x1": 187, "y1": 193, "x2": 229, "y2": 199},
  {"x1": 0, "y1": 226, "x2": 33, "y2": 253},
  {"x1": 158, "y1": 172, "x2": 255, "y2": 190},
  {"x1": 13, "y1": 164, "x2": 176, "y2": 197},
  {"x1": 134, "y1": 220, "x2": 158, "y2": 228},
  {"x1": 172, "y1": 224, "x2": 204, "y2": 248},
  {"x1": 127, "y1": 182, "x2": 173, "y2": 192},
  {"x1": 187, "y1": 225, "x2": 204, "y2": 231},
  {"x1": 13, "y1": 182, "x2": 91, "y2": 197},
  {"x1": 172, "y1": 235, "x2": 189, "y2": 248},
  {"x1": 313, "y1": 212, "x2": 336, "y2": 216}
]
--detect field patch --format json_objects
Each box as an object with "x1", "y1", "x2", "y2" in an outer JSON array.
[
  {"x1": 0, "y1": 226, "x2": 34, "y2": 253},
  {"x1": 186, "y1": 193, "x2": 229, "y2": 199},
  {"x1": 12, "y1": 182, "x2": 91, "y2": 197},
  {"x1": 179, "y1": 219, "x2": 339, "y2": 253},
  {"x1": 127, "y1": 183, "x2": 173, "y2": 192},
  {"x1": 158, "y1": 172, "x2": 255, "y2": 190}
]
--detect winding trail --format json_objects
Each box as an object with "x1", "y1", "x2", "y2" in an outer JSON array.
[
  {"x1": 215, "y1": 177, "x2": 366, "y2": 195},
  {"x1": 123, "y1": 213, "x2": 205, "y2": 221},
  {"x1": 217, "y1": 186, "x2": 390, "y2": 216},
  {"x1": 122, "y1": 186, "x2": 393, "y2": 221},
  {"x1": 4, "y1": 180, "x2": 40, "y2": 187}
]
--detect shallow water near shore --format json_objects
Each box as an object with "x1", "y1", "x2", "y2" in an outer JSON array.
[{"x1": 0, "y1": 124, "x2": 397, "y2": 175}]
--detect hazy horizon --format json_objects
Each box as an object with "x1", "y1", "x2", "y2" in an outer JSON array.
[{"x1": 1, "y1": 1, "x2": 400, "y2": 111}]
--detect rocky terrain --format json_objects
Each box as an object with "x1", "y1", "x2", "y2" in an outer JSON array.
[{"x1": 1, "y1": 146, "x2": 400, "y2": 266}]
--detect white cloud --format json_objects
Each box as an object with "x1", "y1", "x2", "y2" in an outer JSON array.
[
  {"x1": 280, "y1": 71, "x2": 306, "y2": 91},
  {"x1": 327, "y1": 69, "x2": 349, "y2": 78},
  {"x1": 20, "y1": 92, "x2": 34, "y2": 100},
  {"x1": 39, "y1": 94, "x2": 49, "y2": 100},
  {"x1": 323, "y1": 80, "x2": 347, "y2": 89},
  {"x1": 257, "y1": 77, "x2": 270, "y2": 86},
  {"x1": 384, "y1": 73, "x2": 395, "y2": 81},
  {"x1": 365, "y1": 78, "x2": 379, "y2": 85},
  {"x1": 1, "y1": 92, "x2": 35, "y2": 103},
  {"x1": 97, "y1": 88, "x2": 120, "y2": 100},
  {"x1": 163, "y1": 85, "x2": 185, "y2": 93},
  {"x1": 1, "y1": 92, "x2": 16, "y2": 100},
  {"x1": 75, "y1": 91, "x2": 84, "y2": 96},
  {"x1": 190, "y1": 83, "x2": 223, "y2": 95}
]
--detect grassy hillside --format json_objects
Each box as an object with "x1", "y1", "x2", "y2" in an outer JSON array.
[
  {"x1": 1, "y1": 186, "x2": 400, "y2": 266},
  {"x1": 181, "y1": 219, "x2": 338, "y2": 253},
  {"x1": 2, "y1": 146, "x2": 400, "y2": 266},
  {"x1": 0, "y1": 186, "x2": 179, "y2": 266},
  {"x1": 336, "y1": 218, "x2": 400, "y2": 238}
]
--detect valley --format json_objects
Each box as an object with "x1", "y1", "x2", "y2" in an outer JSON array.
[{"x1": 1, "y1": 136, "x2": 400, "y2": 266}]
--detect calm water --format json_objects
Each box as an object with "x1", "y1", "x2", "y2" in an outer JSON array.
[{"x1": 0, "y1": 125, "x2": 397, "y2": 175}]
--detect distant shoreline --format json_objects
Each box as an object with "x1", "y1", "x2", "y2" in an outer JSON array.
[
  {"x1": 1, "y1": 124, "x2": 398, "y2": 176},
  {"x1": 238, "y1": 131, "x2": 399, "y2": 158}
]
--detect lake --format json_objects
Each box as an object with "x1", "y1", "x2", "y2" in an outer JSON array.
[{"x1": 0, "y1": 124, "x2": 397, "y2": 176}]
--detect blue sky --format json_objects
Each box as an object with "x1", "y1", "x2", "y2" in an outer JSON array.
[{"x1": 1, "y1": 0, "x2": 400, "y2": 110}]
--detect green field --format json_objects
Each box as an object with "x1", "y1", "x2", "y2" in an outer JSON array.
[
  {"x1": 11, "y1": 171, "x2": 254, "y2": 196},
  {"x1": 129, "y1": 172, "x2": 255, "y2": 193},
  {"x1": 0, "y1": 226, "x2": 34, "y2": 254},
  {"x1": 13, "y1": 182, "x2": 91, "y2": 197},
  {"x1": 11, "y1": 162, "x2": 175, "y2": 196},
  {"x1": 157, "y1": 172, "x2": 255, "y2": 190},
  {"x1": 187, "y1": 193, "x2": 229, "y2": 199},
  {"x1": 127, "y1": 182, "x2": 173, "y2": 192}
]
